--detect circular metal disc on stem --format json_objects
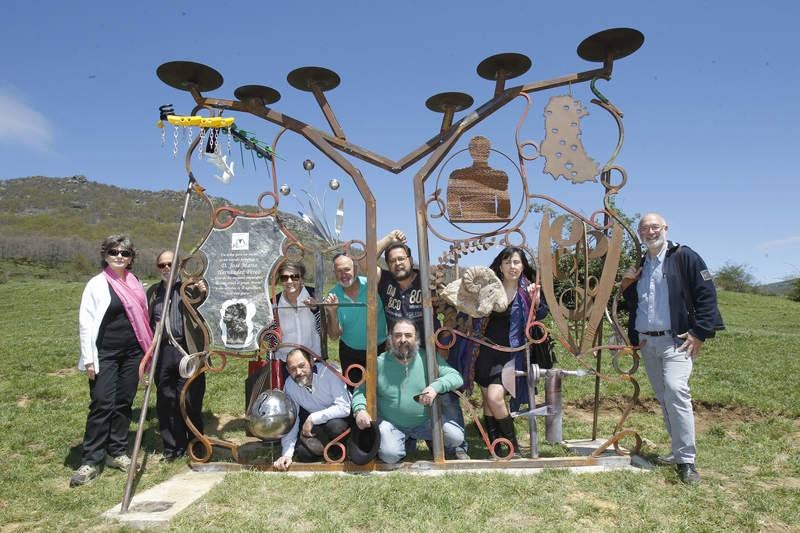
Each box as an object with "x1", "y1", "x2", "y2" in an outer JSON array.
[
  {"x1": 234, "y1": 85, "x2": 281, "y2": 105},
  {"x1": 577, "y1": 28, "x2": 644, "y2": 62},
  {"x1": 287, "y1": 66, "x2": 341, "y2": 92},
  {"x1": 425, "y1": 92, "x2": 474, "y2": 113},
  {"x1": 476, "y1": 53, "x2": 532, "y2": 81},
  {"x1": 156, "y1": 61, "x2": 224, "y2": 92}
]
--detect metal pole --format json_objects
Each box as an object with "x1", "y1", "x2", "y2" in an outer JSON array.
[
  {"x1": 545, "y1": 370, "x2": 563, "y2": 443},
  {"x1": 315, "y1": 251, "x2": 328, "y2": 360},
  {"x1": 120, "y1": 175, "x2": 195, "y2": 512},
  {"x1": 591, "y1": 209, "x2": 610, "y2": 440}
]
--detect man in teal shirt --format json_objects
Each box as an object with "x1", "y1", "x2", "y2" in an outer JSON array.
[
  {"x1": 322, "y1": 253, "x2": 387, "y2": 389},
  {"x1": 351, "y1": 319, "x2": 465, "y2": 463}
]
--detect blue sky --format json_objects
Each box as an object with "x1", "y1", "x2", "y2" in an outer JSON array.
[{"x1": 2, "y1": 1, "x2": 798, "y2": 283}]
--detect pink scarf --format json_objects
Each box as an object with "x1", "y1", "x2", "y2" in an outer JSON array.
[{"x1": 103, "y1": 266, "x2": 154, "y2": 354}]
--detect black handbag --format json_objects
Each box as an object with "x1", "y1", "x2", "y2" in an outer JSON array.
[{"x1": 530, "y1": 325, "x2": 556, "y2": 369}]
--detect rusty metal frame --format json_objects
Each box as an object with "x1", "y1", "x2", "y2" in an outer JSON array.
[{"x1": 149, "y1": 33, "x2": 645, "y2": 480}]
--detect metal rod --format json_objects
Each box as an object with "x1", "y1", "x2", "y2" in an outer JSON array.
[
  {"x1": 315, "y1": 251, "x2": 328, "y2": 360},
  {"x1": 121, "y1": 174, "x2": 196, "y2": 512},
  {"x1": 591, "y1": 209, "x2": 610, "y2": 440},
  {"x1": 311, "y1": 85, "x2": 346, "y2": 140},
  {"x1": 525, "y1": 348, "x2": 537, "y2": 458},
  {"x1": 545, "y1": 370, "x2": 564, "y2": 444},
  {"x1": 413, "y1": 121, "x2": 471, "y2": 463}
]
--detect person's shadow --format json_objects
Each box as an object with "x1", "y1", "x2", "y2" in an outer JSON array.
[{"x1": 64, "y1": 408, "x2": 159, "y2": 493}]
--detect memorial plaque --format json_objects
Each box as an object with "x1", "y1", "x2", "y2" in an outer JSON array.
[{"x1": 198, "y1": 215, "x2": 285, "y2": 351}]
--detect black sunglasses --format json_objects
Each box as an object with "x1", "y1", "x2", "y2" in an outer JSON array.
[
  {"x1": 157, "y1": 262, "x2": 172, "y2": 269},
  {"x1": 107, "y1": 249, "x2": 132, "y2": 258},
  {"x1": 279, "y1": 274, "x2": 301, "y2": 281}
]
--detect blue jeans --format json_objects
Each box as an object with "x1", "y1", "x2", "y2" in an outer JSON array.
[
  {"x1": 377, "y1": 409, "x2": 465, "y2": 464},
  {"x1": 640, "y1": 334, "x2": 696, "y2": 464}
]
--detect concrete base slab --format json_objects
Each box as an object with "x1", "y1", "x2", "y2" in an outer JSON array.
[
  {"x1": 102, "y1": 469, "x2": 225, "y2": 528},
  {"x1": 564, "y1": 438, "x2": 654, "y2": 469},
  {"x1": 101, "y1": 442, "x2": 651, "y2": 527}
]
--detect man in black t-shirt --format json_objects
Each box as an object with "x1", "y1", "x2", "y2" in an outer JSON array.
[{"x1": 376, "y1": 230, "x2": 427, "y2": 336}]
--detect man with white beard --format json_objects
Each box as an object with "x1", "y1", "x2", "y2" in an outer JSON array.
[
  {"x1": 622, "y1": 213, "x2": 724, "y2": 484},
  {"x1": 273, "y1": 349, "x2": 352, "y2": 471},
  {"x1": 351, "y1": 319, "x2": 466, "y2": 464}
]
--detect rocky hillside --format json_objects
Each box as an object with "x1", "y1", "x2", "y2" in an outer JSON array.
[{"x1": 0, "y1": 175, "x2": 329, "y2": 280}]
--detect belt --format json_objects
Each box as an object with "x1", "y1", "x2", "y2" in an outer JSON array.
[{"x1": 640, "y1": 330, "x2": 669, "y2": 337}]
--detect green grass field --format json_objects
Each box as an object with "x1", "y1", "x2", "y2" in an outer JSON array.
[{"x1": 0, "y1": 281, "x2": 798, "y2": 531}]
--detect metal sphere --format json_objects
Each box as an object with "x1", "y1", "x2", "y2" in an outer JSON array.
[
  {"x1": 279, "y1": 184, "x2": 291, "y2": 196},
  {"x1": 329, "y1": 179, "x2": 340, "y2": 190},
  {"x1": 247, "y1": 389, "x2": 298, "y2": 440},
  {"x1": 302, "y1": 159, "x2": 315, "y2": 171}
]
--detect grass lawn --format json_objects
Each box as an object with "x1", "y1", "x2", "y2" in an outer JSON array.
[{"x1": 0, "y1": 280, "x2": 798, "y2": 531}]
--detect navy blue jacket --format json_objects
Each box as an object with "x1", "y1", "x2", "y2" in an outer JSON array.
[{"x1": 623, "y1": 241, "x2": 724, "y2": 346}]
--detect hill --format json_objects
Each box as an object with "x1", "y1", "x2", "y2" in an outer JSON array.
[
  {"x1": 0, "y1": 175, "x2": 329, "y2": 280},
  {"x1": 759, "y1": 278, "x2": 798, "y2": 297}
]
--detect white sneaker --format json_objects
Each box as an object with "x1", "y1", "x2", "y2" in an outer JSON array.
[
  {"x1": 69, "y1": 464, "x2": 98, "y2": 487},
  {"x1": 105, "y1": 454, "x2": 132, "y2": 470}
]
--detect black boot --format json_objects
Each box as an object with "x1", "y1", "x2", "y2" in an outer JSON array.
[{"x1": 495, "y1": 416, "x2": 521, "y2": 459}]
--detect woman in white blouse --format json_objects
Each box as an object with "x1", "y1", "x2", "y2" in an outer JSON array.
[{"x1": 274, "y1": 261, "x2": 321, "y2": 361}]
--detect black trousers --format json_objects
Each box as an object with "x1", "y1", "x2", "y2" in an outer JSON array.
[
  {"x1": 338, "y1": 341, "x2": 366, "y2": 391},
  {"x1": 294, "y1": 409, "x2": 352, "y2": 463},
  {"x1": 154, "y1": 343, "x2": 206, "y2": 456},
  {"x1": 80, "y1": 344, "x2": 142, "y2": 465}
]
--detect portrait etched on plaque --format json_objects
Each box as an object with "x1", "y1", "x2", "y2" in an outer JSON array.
[{"x1": 197, "y1": 215, "x2": 286, "y2": 352}]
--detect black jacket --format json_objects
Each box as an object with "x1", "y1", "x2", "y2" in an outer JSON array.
[
  {"x1": 623, "y1": 241, "x2": 724, "y2": 346},
  {"x1": 147, "y1": 280, "x2": 205, "y2": 354}
]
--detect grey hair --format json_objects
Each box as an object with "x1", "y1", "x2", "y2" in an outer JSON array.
[{"x1": 100, "y1": 235, "x2": 136, "y2": 270}]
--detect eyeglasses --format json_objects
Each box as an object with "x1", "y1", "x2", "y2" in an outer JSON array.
[
  {"x1": 107, "y1": 249, "x2": 132, "y2": 258},
  {"x1": 157, "y1": 262, "x2": 172, "y2": 269},
  {"x1": 280, "y1": 274, "x2": 301, "y2": 281},
  {"x1": 639, "y1": 224, "x2": 665, "y2": 232},
  {"x1": 388, "y1": 256, "x2": 409, "y2": 265}
]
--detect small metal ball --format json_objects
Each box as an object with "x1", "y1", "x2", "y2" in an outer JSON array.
[
  {"x1": 329, "y1": 179, "x2": 340, "y2": 190},
  {"x1": 279, "y1": 184, "x2": 291, "y2": 196},
  {"x1": 303, "y1": 159, "x2": 315, "y2": 171}
]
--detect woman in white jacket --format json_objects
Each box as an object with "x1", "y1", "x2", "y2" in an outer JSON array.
[{"x1": 70, "y1": 235, "x2": 153, "y2": 487}]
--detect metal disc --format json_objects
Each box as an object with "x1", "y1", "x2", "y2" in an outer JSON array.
[
  {"x1": 234, "y1": 84, "x2": 281, "y2": 105},
  {"x1": 156, "y1": 61, "x2": 224, "y2": 92},
  {"x1": 476, "y1": 53, "x2": 532, "y2": 81},
  {"x1": 425, "y1": 92, "x2": 474, "y2": 113},
  {"x1": 287, "y1": 66, "x2": 341, "y2": 92},
  {"x1": 577, "y1": 28, "x2": 644, "y2": 62}
]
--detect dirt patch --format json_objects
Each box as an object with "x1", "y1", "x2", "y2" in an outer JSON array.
[
  {"x1": 47, "y1": 367, "x2": 77, "y2": 377},
  {"x1": 568, "y1": 396, "x2": 773, "y2": 433},
  {"x1": 16, "y1": 395, "x2": 29, "y2": 408},
  {"x1": 1, "y1": 524, "x2": 35, "y2": 533},
  {"x1": 566, "y1": 491, "x2": 619, "y2": 512},
  {"x1": 757, "y1": 477, "x2": 800, "y2": 491}
]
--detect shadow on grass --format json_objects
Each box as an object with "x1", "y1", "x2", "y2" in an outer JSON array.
[{"x1": 63, "y1": 426, "x2": 159, "y2": 469}]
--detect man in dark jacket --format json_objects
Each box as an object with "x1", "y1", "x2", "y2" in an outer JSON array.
[
  {"x1": 147, "y1": 250, "x2": 207, "y2": 461},
  {"x1": 622, "y1": 213, "x2": 723, "y2": 484}
]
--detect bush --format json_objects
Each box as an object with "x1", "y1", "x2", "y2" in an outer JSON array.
[
  {"x1": 714, "y1": 262, "x2": 756, "y2": 293},
  {"x1": 788, "y1": 277, "x2": 800, "y2": 302}
]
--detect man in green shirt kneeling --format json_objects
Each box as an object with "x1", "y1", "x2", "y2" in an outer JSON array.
[{"x1": 351, "y1": 319, "x2": 466, "y2": 463}]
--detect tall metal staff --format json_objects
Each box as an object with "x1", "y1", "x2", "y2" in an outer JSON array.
[{"x1": 121, "y1": 129, "x2": 204, "y2": 513}]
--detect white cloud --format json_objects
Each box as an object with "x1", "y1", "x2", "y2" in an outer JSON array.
[
  {"x1": 758, "y1": 235, "x2": 800, "y2": 251},
  {"x1": 0, "y1": 90, "x2": 54, "y2": 150}
]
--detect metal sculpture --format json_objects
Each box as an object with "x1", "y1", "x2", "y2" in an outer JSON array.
[{"x1": 132, "y1": 27, "x2": 646, "y2": 498}]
